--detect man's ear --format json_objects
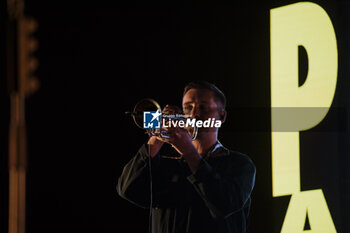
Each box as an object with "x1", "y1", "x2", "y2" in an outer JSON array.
[{"x1": 220, "y1": 110, "x2": 227, "y2": 123}]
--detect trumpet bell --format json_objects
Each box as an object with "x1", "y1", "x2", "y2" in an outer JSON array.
[{"x1": 125, "y1": 98, "x2": 161, "y2": 129}]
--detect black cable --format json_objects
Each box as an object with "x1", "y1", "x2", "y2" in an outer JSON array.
[{"x1": 148, "y1": 144, "x2": 153, "y2": 233}]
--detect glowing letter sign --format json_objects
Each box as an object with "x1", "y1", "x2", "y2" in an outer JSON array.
[{"x1": 271, "y1": 2, "x2": 337, "y2": 232}]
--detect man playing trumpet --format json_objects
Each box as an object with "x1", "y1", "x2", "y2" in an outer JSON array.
[{"x1": 117, "y1": 80, "x2": 256, "y2": 233}]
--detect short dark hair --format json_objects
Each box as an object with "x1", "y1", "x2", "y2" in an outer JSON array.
[{"x1": 183, "y1": 80, "x2": 226, "y2": 109}]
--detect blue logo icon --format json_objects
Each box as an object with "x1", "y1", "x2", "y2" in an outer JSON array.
[{"x1": 143, "y1": 110, "x2": 161, "y2": 129}]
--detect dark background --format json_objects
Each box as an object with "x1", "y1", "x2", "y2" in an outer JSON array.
[{"x1": 1, "y1": 0, "x2": 349, "y2": 232}]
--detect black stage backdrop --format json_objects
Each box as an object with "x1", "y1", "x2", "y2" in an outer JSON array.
[{"x1": 1, "y1": 1, "x2": 349, "y2": 233}]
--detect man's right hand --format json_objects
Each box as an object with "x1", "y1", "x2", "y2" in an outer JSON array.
[
  {"x1": 147, "y1": 136, "x2": 164, "y2": 158},
  {"x1": 148, "y1": 104, "x2": 183, "y2": 158}
]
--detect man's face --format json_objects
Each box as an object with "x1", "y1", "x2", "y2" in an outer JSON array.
[{"x1": 182, "y1": 88, "x2": 224, "y2": 136}]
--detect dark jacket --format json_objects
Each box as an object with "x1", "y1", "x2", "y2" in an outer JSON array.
[{"x1": 117, "y1": 142, "x2": 256, "y2": 233}]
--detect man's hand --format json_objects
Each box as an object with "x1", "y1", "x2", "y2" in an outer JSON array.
[
  {"x1": 156, "y1": 104, "x2": 202, "y2": 172},
  {"x1": 147, "y1": 136, "x2": 164, "y2": 158},
  {"x1": 159, "y1": 125, "x2": 201, "y2": 172},
  {"x1": 160, "y1": 126, "x2": 193, "y2": 155},
  {"x1": 157, "y1": 104, "x2": 193, "y2": 155},
  {"x1": 147, "y1": 104, "x2": 181, "y2": 158}
]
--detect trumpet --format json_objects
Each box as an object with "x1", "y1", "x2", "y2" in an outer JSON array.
[{"x1": 125, "y1": 98, "x2": 198, "y2": 141}]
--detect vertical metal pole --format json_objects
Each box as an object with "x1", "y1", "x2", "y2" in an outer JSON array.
[
  {"x1": 8, "y1": 92, "x2": 26, "y2": 233},
  {"x1": 7, "y1": 1, "x2": 27, "y2": 231},
  {"x1": 7, "y1": 1, "x2": 38, "y2": 232}
]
